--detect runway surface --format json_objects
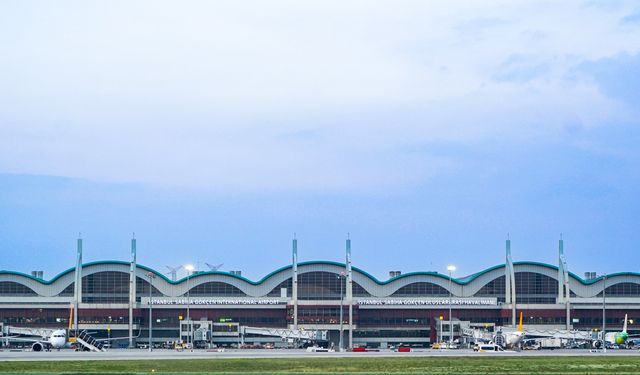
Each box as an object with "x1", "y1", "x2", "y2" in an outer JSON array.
[{"x1": 1, "y1": 348, "x2": 639, "y2": 361}]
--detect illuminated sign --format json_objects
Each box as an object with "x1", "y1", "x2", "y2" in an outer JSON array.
[
  {"x1": 357, "y1": 298, "x2": 497, "y2": 306},
  {"x1": 150, "y1": 298, "x2": 286, "y2": 306}
]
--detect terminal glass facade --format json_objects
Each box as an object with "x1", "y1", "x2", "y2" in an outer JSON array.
[
  {"x1": 515, "y1": 272, "x2": 558, "y2": 304},
  {"x1": 82, "y1": 271, "x2": 129, "y2": 303},
  {"x1": 0, "y1": 281, "x2": 37, "y2": 296}
]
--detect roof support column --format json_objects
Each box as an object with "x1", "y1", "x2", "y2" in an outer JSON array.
[
  {"x1": 559, "y1": 238, "x2": 570, "y2": 329},
  {"x1": 292, "y1": 236, "x2": 298, "y2": 330},
  {"x1": 346, "y1": 236, "x2": 353, "y2": 350},
  {"x1": 558, "y1": 238, "x2": 564, "y2": 303},
  {"x1": 505, "y1": 238, "x2": 516, "y2": 327},
  {"x1": 73, "y1": 236, "x2": 82, "y2": 337},
  {"x1": 129, "y1": 235, "x2": 136, "y2": 348}
]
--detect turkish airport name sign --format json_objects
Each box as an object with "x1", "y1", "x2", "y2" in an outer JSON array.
[
  {"x1": 150, "y1": 298, "x2": 286, "y2": 305},
  {"x1": 357, "y1": 298, "x2": 497, "y2": 306}
]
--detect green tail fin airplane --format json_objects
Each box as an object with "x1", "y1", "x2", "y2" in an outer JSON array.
[{"x1": 604, "y1": 314, "x2": 638, "y2": 345}]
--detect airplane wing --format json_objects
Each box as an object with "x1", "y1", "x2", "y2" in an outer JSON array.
[{"x1": 94, "y1": 329, "x2": 142, "y2": 341}]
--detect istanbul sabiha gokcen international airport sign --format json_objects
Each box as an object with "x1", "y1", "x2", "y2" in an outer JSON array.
[{"x1": 148, "y1": 298, "x2": 497, "y2": 306}]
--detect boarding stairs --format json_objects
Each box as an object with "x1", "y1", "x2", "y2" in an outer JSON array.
[{"x1": 74, "y1": 330, "x2": 106, "y2": 352}]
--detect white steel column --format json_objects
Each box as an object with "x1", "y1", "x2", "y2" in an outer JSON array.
[
  {"x1": 558, "y1": 238, "x2": 565, "y2": 303},
  {"x1": 73, "y1": 236, "x2": 83, "y2": 337},
  {"x1": 346, "y1": 236, "x2": 353, "y2": 350},
  {"x1": 505, "y1": 238, "x2": 516, "y2": 327},
  {"x1": 292, "y1": 236, "x2": 298, "y2": 329},
  {"x1": 559, "y1": 238, "x2": 570, "y2": 329},
  {"x1": 129, "y1": 236, "x2": 137, "y2": 348}
]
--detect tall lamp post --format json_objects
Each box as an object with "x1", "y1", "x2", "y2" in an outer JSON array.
[
  {"x1": 184, "y1": 264, "x2": 195, "y2": 349},
  {"x1": 107, "y1": 316, "x2": 112, "y2": 347},
  {"x1": 337, "y1": 272, "x2": 346, "y2": 352},
  {"x1": 146, "y1": 271, "x2": 156, "y2": 352},
  {"x1": 447, "y1": 265, "x2": 456, "y2": 347}
]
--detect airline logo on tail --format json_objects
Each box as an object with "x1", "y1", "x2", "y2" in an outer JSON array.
[
  {"x1": 518, "y1": 311, "x2": 523, "y2": 333},
  {"x1": 614, "y1": 314, "x2": 629, "y2": 344},
  {"x1": 68, "y1": 304, "x2": 76, "y2": 343}
]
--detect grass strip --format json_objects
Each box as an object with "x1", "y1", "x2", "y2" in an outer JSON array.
[{"x1": 1, "y1": 356, "x2": 640, "y2": 374}]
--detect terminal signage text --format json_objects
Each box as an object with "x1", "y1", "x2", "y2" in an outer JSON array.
[
  {"x1": 357, "y1": 298, "x2": 496, "y2": 306},
  {"x1": 150, "y1": 298, "x2": 286, "y2": 306}
]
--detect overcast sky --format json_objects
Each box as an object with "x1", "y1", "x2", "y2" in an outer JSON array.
[{"x1": 1, "y1": 1, "x2": 639, "y2": 280}]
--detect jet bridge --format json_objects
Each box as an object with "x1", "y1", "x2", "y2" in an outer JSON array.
[
  {"x1": 462, "y1": 326, "x2": 593, "y2": 342},
  {"x1": 240, "y1": 326, "x2": 327, "y2": 342},
  {"x1": 514, "y1": 328, "x2": 592, "y2": 341},
  {"x1": 2, "y1": 325, "x2": 54, "y2": 339}
]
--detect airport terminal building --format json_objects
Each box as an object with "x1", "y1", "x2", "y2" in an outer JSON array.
[{"x1": 1, "y1": 238, "x2": 639, "y2": 348}]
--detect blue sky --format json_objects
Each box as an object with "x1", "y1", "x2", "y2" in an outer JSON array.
[{"x1": 0, "y1": 1, "x2": 639, "y2": 280}]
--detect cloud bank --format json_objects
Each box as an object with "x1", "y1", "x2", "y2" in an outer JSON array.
[{"x1": 0, "y1": 1, "x2": 639, "y2": 192}]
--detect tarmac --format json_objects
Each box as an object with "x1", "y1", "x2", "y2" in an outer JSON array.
[{"x1": 1, "y1": 348, "x2": 640, "y2": 361}]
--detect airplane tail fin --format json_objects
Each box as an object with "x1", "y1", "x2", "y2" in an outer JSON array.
[
  {"x1": 68, "y1": 303, "x2": 73, "y2": 332},
  {"x1": 623, "y1": 313, "x2": 628, "y2": 333},
  {"x1": 518, "y1": 311, "x2": 523, "y2": 332}
]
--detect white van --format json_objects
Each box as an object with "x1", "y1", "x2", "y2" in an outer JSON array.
[{"x1": 475, "y1": 344, "x2": 505, "y2": 352}]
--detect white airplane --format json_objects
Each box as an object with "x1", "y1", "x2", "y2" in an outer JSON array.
[
  {"x1": 602, "y1": 314, "x2": 640, "y2": 347},
  {"x1": 4, "y1": 328, "x2": 70, "y2": 352},
  {"x1": 43, "y1": 329, "x2": 68, "y2": 350},
  {"x1": 4, "y1": 305, "x2": 138, "y2": 352},
  {"x1": 492, "y1": 312, "x2": 524, "y2": 349},
  {"x1": 2, "y1": 305, "x2": 74, "y2": 351}
]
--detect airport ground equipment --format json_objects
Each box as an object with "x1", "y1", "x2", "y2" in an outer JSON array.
[
  {"x1": 240, "y1": 326, "x2": 327, "y2": 342},
  {"x1": 462, "y1": 325, "x2": 594, "y2": 348},
  {"x1": 75, "y1": 330, "x2": 106, "y2": 352}
]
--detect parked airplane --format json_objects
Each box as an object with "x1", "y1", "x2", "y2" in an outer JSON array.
[
  {"x1": 3, "y1": 328, "x2": 69, "y2": 351},
  {"x1": 603, "y1": 314, "x2": 639, "y2": 347},
  {"x1": 3, "y1": 305, "x2": 138, "y2": 352},
  {"x1": 492, "y1": 312, "x2": 525, "y2": 349}
]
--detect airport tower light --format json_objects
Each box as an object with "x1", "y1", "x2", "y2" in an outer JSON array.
[
  {"x1": 184, "y1": 264, "x2": 195, "y2": 349},
  {"x1": 447, "y1": 265, "x2": 456, "y2": 347}
]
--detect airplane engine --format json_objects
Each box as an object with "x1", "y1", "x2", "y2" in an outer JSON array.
[
  {"x1": 32, "y1": 342, "x2": 44, "y2": 352},
  {"x1": 592, "y1": 340, "x2": 603, "y2": 349}
]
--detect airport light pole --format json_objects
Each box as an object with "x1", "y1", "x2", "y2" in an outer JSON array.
[
  {"x1": 185, "y1": 264, "x2": 195, "y2": 349},
  {"x1": 447, "y1": 265, "x2": 456, "y2": 347},
  {"x1": 146, "y1": 271, "x2": 156, "y2": 352},
  {"x1": 439, "y1": 315, "x2": 443, "y2": 344}
]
